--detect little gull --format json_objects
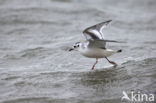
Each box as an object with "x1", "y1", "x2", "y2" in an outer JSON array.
[{"x1": 69, "y1": 20, "x2": 122, "y2": 70}]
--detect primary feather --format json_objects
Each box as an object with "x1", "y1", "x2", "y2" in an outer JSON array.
[{"x1": 83, "y1": 20, "x2": 112, "y2": 40}]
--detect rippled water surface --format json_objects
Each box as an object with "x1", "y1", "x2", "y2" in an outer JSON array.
[{"x1": 0, "y1": 0, "x2": 156, "y2": 103}]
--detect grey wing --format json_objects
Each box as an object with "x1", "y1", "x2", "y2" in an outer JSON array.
[
  {"x1": 88, "y1": 40, "x2": 106, "y2": 49},
  {"x1": 87, "y1": 39, "x2": 124, "y2": 49},
  {"x1": 83, "y1": 20, "x2": 112, "y2": 40}
]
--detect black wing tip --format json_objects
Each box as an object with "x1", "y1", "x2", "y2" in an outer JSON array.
[
  {"x1": 98, "y1": 20, "x2": 112, "y2": 26},
  {"x1": 107, "y1": 20, "x2": 112, "y2": 22},
  {"x1": 105, "y1": 20, "x2": 112, "y2": 24}
]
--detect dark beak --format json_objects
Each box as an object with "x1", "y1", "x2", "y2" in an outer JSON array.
[{"x1": 69, "y1": 48, "x2": 74, "y2": 51}]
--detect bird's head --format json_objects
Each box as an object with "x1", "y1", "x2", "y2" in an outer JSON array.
[{"x1": 69, "y1": 42, "x2": 81, "y2": 51}]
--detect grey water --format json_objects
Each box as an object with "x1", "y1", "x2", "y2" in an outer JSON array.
[{"x1": 0, "y1": 0, "x2": 156, "y2": 103}]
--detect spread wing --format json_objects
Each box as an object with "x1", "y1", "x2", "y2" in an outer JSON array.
[
  {"x1": 83, "y1": 20, "x2": 112, "y2": 40},
  {"x1": 87, "y1": 39, "x2": 125, "y2": 49},
  {"x1": 88, "y1": 40, "x2": 107, "y2": 49}
]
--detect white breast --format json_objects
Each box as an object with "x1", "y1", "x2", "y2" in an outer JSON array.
[{"x1": 80, "y1": 48, "x2": 116, "y2": 58}]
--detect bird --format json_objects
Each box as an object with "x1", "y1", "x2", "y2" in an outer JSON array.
[{"x1": 69, "y1": 20, "x2": 123, "y2": 70}]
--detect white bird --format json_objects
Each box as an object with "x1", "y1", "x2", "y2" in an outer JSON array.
[{"x1": 69, "y1": 20, "x2": 123, "y2": 70}]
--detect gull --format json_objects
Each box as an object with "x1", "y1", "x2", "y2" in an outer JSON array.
[{"x1": 69, "y1": 20, "x2": 122, "y2": 70}]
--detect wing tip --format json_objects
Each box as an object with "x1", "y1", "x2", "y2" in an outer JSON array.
[
  {"x1": 107, "y1": 20, "x2": 112, "y2": 22},
  {"x1": 105, "y1": 20, "x2": 112, "y2": 24}
]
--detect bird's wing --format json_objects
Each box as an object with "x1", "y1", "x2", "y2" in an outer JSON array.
[
  {"x1": 83, "y1": 20, "x2": 112, "y2": 40},
  {"x1": 88, "y1": 40, "x2": 106, "y2": 49},
  {"x1": 87, "y1": 39, "x2": 125, "y2": 49}
]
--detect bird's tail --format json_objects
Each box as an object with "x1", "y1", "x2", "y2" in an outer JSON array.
[{"x1": 117, "y1": 49, "x2": 122, "y2": 53}]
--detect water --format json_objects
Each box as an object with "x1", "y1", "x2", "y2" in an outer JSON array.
[{"x1": 0, "y1": 0, "x2": 156, "y2": 103}]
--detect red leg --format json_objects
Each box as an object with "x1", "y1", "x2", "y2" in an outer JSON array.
[
  {"x1": 105, "y1": 57, "x2": 117, "y2": 66},
  {"x1": 91, "y1": 58, "x2": 98, "y2": 70}
]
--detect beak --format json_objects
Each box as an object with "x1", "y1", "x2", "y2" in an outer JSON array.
[{"x1": 69, "y1": 48, "x2": 74, "y2": 51}]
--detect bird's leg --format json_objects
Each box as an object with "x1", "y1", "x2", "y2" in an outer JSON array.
[
  {"x1": 91, "y1": 58, "x2": 98, "y2": 70},
  {"x1": 105, "y1": 57, "x2": 117, "y2": 66}
]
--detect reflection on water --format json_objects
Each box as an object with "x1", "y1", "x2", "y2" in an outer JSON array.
[{"x1": 81, "y1": 67, "x2": 119, "y2": 86}]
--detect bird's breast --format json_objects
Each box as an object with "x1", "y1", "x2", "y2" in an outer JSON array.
[{"x1": 80, "y1": 48, "x2": 115, "y2": 58}]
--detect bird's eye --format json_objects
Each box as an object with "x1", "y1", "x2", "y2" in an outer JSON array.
[
  {"x1": 74, "y1": 46, "x2": 76, "y2": 48},
  {"x1": 77, "y1": 45, "x2": 79, "y2": 47}
]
